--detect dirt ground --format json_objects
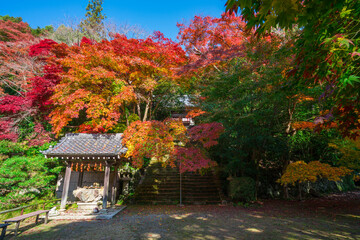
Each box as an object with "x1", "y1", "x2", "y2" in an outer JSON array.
[{"x1": 5, "y1": 190, "x2": 360, "y2": 240}]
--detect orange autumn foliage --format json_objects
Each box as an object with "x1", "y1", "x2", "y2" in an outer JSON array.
[
  {"x1": 49, "y1": 33, "x2": 186, "y2": 135},
  {"x1": 123, "y1": 120, "x2": 178, "y2": 168},
  {"x1": 186, "y1": 108, "x2": 206, "y2": 118},
  {"x1": 291, "y1": 93, "x2": 314, "y2": 103},
  {"x1": 279, "y1": 161, "x2": 352, "y2": 186},
  {"x1": 123, "y1": 120, "x2": 224, "y2": 172},
  {"x1": 292, "y1": 121, "x2": 316, "y2": 130}
]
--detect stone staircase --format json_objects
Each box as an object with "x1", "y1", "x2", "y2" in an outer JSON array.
[{"x1": 133, "y1": 163, "x2": 223, "y2": 204}]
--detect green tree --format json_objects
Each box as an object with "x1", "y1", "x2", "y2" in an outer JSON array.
[
  {"x1": 194, "y1": 29, "x2": 343, "y2": 198},
  {"x1": 226, "y1": 0, "x2": 360, "y2": 138},
  {"x1": 80, "y1": 0, "x2": 107, "y2": 40},
  {"x1": 0, "y1": 141, "x2": 62, "y2": 210},
  {"x1": 0, "y1": 15, "x2": 22, "y2": 23}
]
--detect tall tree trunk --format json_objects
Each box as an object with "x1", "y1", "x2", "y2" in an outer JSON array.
[
  {"x1": 283, "y1": 100, "x2": 296, "y2": 199},
  {"x1": 149, "y1": 101, "x2": 152, "y2": 120},
  {"x1": 142, "y1": 100, "x2": 151, "y2": 122},
  {"x1": 125, "y1": 110, "x2": 129, "y2": 126},
  {"x1": 137, "y1": 102, "x2": 142, "y2": 121}
]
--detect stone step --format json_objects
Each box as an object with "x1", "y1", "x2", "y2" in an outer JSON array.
[
  {"x1": 137, "y1": 187, "x2": 219, "y2": 192},
  {"x1": 135, "y1": 196, "x2": 221, "y2": 202},
  {"x1": 144, "y1": 175, "x2": 215, "y2": 180},
  {"x1": 134, "y1": 164, "x2": 222, "y2": 205},
  {"x1": 147, "y1": 172, "x2": 214, "y2": 176},
  {"x1": 134, "y1": 200, "x2": 221, "y2": 205},
  {"x1": 135, "y1": 191, "x2": 220, "y2": 197},
  {"x1": 135, "y1": 192, "x2": 220, "y2": 197},
  {"x1": 141, "y1": 180, "x2": 216, "y2": 184},
  {"x1": 137, "y1": 187, "x2": 219, "y2": 193}
]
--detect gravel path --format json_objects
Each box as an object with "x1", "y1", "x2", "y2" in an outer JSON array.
[{"x1": 7, "y1": 191, "x2": 360, "y2": 240}]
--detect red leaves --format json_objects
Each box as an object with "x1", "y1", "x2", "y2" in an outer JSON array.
[
  {"x1": 0, "y1": 95, "x2": 31, "y2": 114},
  {"x1": 49, "y1": 31, "x2": 187, "y2": 134},
  {"x1": 174, "y1": 147, "x2": 217, "y2": 173},
  {"x1": 0, "y1": 119, "x2": 18, "y2": 141},
  {"x1": 177, "y1": 13, "x2": 248, "y2": 74},
  {"x1": 29, "y1": 39, "x2": 57, "y2": 57},
  {"x1": 78, "y1": 121, "x2": 106, "y2": 134},
  {"x1": 0, "y1": 19, "x2": 34, "y2": 42},
  {"x1": 80, "y1": 37, "x2": 95, "y2": 46},
  {"x1": 123, "y1": 120, "x2": 223, "y2": 172},
  {"x1": 0, "y1": 36, "x2": 59, "y2": 141},
  {"x1": 188, "y1": 122, "x2": 224, "y2": 148},
  {"x1": 26, "y1": 123, "x2": 52, "y2": 146}
]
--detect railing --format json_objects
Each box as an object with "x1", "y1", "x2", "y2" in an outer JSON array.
[{"x1": 0, "y1": 199, "x2": 61, "y2": 219}]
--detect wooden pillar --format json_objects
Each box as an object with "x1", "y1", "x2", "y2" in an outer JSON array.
[
  {"x1": 111, "y1": 164, "x2": 119, "y2": 206},
  {"x1": 60, "y1": 162, "x2": 72, "y2": 210},
  {"x1": 77, "y1": 171, "x2": 84, "y2": 188},
  {"x1": 102, "y1": 161, "x2": 111, "y2": 209}
]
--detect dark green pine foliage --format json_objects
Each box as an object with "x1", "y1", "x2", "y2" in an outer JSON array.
[
  {"x1": 80, "y1": 0, "x2": 107, "y2": 40},
  {"x1": 0, "y1": 141, "x2": 63, "y2": 210}
]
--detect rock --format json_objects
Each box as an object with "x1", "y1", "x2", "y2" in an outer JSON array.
[
  {"x1": 73, "y1": 187, "x2": 104, "y2": 202},
  {"x1": 49, "y1": 207, "x2": 59, "y2": 216},
  {"x1": 309, "y1": 188, "x2": 322, "y2": 198},
  {"x1": 19, "y1": 187, "x2": 40, "y2": 195}
]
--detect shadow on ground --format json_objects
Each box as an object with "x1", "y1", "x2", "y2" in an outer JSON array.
[{"x1": 6, "y1": 191, "x2": 360, "y2": 240}]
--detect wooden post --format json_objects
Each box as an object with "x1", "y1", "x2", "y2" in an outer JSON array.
[
  {"x1": 45, "y1": 212, "x2": 49, "y2": 224},
  {"x1": 103, "y1": 161, "x2": 111, "y2": 209},
  {"x1": 60, "y1": 162, "x2": 72, "y2": 210},
  {"x1": 77, "y1": 171, "x2": 84, "y2": 188},
  {"x1": 14, "y1": 222, "x2": 20, "y2": 236},
  {"x1": 111, "y1": 164, "x2": 119, "y2": 206}
]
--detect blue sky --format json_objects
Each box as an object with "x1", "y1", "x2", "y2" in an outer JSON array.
[{"x1": 0, "y1": 0, "x2": 226, "y2": 41}]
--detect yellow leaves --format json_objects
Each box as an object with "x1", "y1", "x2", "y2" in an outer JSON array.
[
  {"x1": 139, "y1": 78, "x2": 157, "y2": 92},
  {"x1": 129, "y1": 71, "x2": 140, "y2": 80},
  {"x1": 86, "y1": 96, "x2": 107, "y2": 119},
  {"x1": 165, "y1": 118, "x2": 188, "y2": 143},
  {"x1": 329, "y1": 138, "x2": 360, "y2": 171},
  {"x1": 279, "y1": 161, "x2": 352, "y2": 186}
]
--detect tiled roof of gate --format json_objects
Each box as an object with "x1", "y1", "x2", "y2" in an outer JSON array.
[{"x1": 42, "y1": 133, "x2": 127, "y2": 157}]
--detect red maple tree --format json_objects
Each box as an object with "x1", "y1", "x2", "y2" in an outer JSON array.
[
  {"x1": 0, "y1": 37, "x2": 58, "y2": 142},
  {"x1": 123, "y1": 119, "x2": 224, "y2": 172},
  {"x1": 48, "y1": 34, "x2": 187, "y2": 135}
]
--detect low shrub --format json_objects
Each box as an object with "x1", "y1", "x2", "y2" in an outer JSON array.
[{"x1": 228, "y1": 176, "x2": 256, "y2": 202}]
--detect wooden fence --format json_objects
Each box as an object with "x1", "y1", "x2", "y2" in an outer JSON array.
[{"x1": 0, "y1": 199, "x2": 61, "y2": 219}]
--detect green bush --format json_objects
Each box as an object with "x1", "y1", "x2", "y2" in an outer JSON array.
[
  {"x1": 310, "y1": 175, "x2": 356, "y2": 194},
  {"x1": 0, "y1": 155, "x2": 62, "y2": 210},
  {"x1": 228, "y1": 177, "x2": 256, "y2": 202},
  {"x1": 0, "y1": 140, "x2": 62, "y2": 210}
]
